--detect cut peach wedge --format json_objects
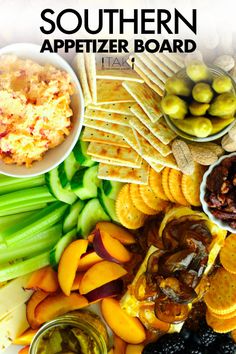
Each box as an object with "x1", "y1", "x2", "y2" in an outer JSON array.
[
  {"x1": 77, "y1": 251, "x2": 103, "y2": 272},
  {"x1": 71, "y1": 272, "x2": 84, "y2": 291},
  {"x1": 13, "y1": 328, "x2": 38, "y2": 345},
  {"x1": 26, "y1": 290, "x2": 50, "y2": 329},
  {"x1": 96, "y1": 222, "x2": 136, "y2": 245},
  {"x1": 35, "y1": 292, "x2": 88, "y2": 325},
  {"x1": 101, "y1": 298, "x2": 146, "y2": 344},
  {"x1": 26, "y1": 266, "x2": 59, "y2": 293},
  {"x1": 79, "y1": 260, "x2": 127, "y2": 294},
  {"x1": 58, "y1": 239, "x2": 88, "y2": 296},
  {"x1": 93, "y1": 230, "x2": 132, "y2": 263}
]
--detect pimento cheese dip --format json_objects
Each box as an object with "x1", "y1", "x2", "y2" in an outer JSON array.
[{"x1": 0, "y1": 55, "x2": 74, "y2": 167}]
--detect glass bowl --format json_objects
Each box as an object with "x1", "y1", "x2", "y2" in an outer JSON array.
[
  {"x1": 163, "y1": 65, "x2": 236, "y2": 142},
  {"x1": 200, "y1": 152, "x2": 236, "y2": 233}
]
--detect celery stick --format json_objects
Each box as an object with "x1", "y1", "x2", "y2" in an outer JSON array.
[
  {"x1": 0, "y1": 186, "x2": 53, "y2": 207},
  {"x1": 0, "y1": 225, "x2": 62, "y2": 264},
  {"x1": 0, "y1": 174, "x2": 45, "y2": 186},
  {"x1": 0, "y1": 196, "x2": 56, "y2": 216},
  {"x1": 0, "y1": 211, "x2": 35, "y2": 231},
  {"x1": 0, "y1": 203, "x2": 47, "y2": 217},
  {"x1": 0, "y1": 223, "x2": 62, "y2": 250},
  {"x1": 0, "y1": 176, "x2": 45, "y2": 195},
  {"x1": 0, "y1": 252, "x2": 50, "y2": 282},
  {"x1": 2, "y1": 202, "x2": 68, "y2": 246}
]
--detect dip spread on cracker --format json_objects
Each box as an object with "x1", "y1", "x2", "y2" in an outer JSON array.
[{"x1": 0, "y1": 55, "x2": 74, "y2": 167}]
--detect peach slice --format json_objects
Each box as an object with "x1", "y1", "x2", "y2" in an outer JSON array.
[
  {"x1": 13, "y1": 328, "x2": 38, "y2": 345},
  {"x1": 113, "y1": 335, "x2": 127, "y2": 354},
  {"x1": 101, "y1": 298, "x2": 146, "y2": 344},
  {"x1": 96, "y1": 222, "x2": 136, "y2": 245},
  {"x1": 126, "y1": 344, "x2": 144, "y2": 354},
  {"x1": 85, "y1": 279, "x2": 123, "y2": 303},
  {"x1": 26, "y1": 266, "x2": 59, "y2": 293},
  {"x1": 35, "y1": 292, "x2": 88, "y2": 325},
  {"x1": 58, "y1": 239, "x2": 88, "y2": 296},
  {"x1": 18, "y1": 346, "x2": 29, "y2": 354},
  {"x1": 77, "y1": 251, "x2": 103, "y2": 272},
  {"x1": 79, "y1": 260, "x2": 127, "y2": 294},
  {"x1": 26, "y1": 290, "x2": 50, "y2": 329},
  {"x1": 71, "y1": 272, "x2": 84, "y2": 291},
  {"x1": 93, "y1": 230, "x2": 132, "y2": 263}
]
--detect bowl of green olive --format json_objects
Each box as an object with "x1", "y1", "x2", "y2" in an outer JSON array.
[{"x1": 161, "y1": 61, "x2": 236, "y2": 142}]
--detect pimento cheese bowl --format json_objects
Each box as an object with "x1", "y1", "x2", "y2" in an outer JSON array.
[{"x1": 0, "y1": 43, "x2": 84, "y2": 177}]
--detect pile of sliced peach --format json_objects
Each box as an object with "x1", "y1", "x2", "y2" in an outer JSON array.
[{"x1": 15, "y1": 222, "x2": 146, "y2": 354}]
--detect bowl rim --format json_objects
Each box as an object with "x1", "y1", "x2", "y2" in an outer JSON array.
[
  {"x1": 163, "y1": 64, "x2": 236, "y2": 142},
  {"x1": 0, "y1": 42, "x2": 84, "y2": 177},
  {"x1": 200, "y1": 152, "x2": 236, "y2": 233}
]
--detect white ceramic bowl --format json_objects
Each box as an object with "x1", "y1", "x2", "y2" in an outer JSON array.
[
  {"x1": 0, "y1": 43, "x2": 84, "y2": 177},
  {"x1": 200, "y1": 152, "x2": 236, "y2": 233}
]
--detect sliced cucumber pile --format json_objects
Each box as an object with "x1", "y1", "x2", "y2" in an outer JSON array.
[
  {"x1": 46, "y1": 167, "x2": 77, "y2": 205},
  {"x1": 77, "y1": 198, "x2": 110, "y2": 237},
  {"x1": 63, "y1": 200, "x2": 85, "y2": 233},
  {"x1": 98, "y1": 188, "x2": 120, "y2": 223},
  {"x1": 71, "y1": 165, "x2": 100, "y2": 200}
]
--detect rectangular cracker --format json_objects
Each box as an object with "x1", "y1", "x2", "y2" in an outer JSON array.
[
  {"x1": 124, "y1": 131, "x2": 178, "y2": 169},
  {"x1": 91, "y1": 155, "x2": 143, "y2": 168},
  {"x1": 127, "y1": 58, "x2": 163, "y2": 97},
  {"x1": 130, "y1": 103, "x2": 176, "y2": 145},
  {"x1": 87, "y1": 102, "x2": 133, "y2": 115},
  {"x1": 87, "y1": 142, "x2": 140, "y2": 165},
  {"x1": 135, "y1": 53, "x2": 169, "y2": 83},
  {"x1": 81, "y1": 127, "x2": 129, "y2": 147},
  {"x1": 129, "y1": 117, "x2": 171, "y2": 157},
  {"x1": 73, "y1": 54, "x2": 92, "y2": 106},
  {"x1": 154, "y1": 53, "x2": 181, "y2": 72},
  {"x1": 132, "y1": 55, "x2": 165, "y2": 89},
  {"x1": 83, "y1": 118, "x2": 134, "y2": 137},
  {"x1": 84, "y1": 53, "x2": 97, "y2": 103},
  {"x1": 96, "y1": 69, "x2": 143, "y2": 83},
  {"x1": 98, "y1": 160, "x2": 150, "y2": 185},
  {"x1": 147, "y1": 161, "x2": 164, "y2": 173},
  {"x1": 122, "y1": 81, "x2": 162, "y2": 122},
  {"x1": 96, "y1": 79, "x2": 135, "y2": 104},
  {"x1": 84, "y1": 109, "x2": 131, "y2": 126},
  {"x1": 145, "y1": 52, "x2": 174, "y2": 77}
]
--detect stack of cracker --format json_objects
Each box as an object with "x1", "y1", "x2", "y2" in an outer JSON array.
[
  {"x1": 127, "y1": 52, "x2": 185, "y2": 96},
  {"x1": 73, "y1": 53, "x2": 181, "y2": 185}
]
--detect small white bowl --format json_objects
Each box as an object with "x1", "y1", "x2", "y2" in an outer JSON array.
[
  {"x1": 0, "y1": 43, "x2": 84, "y2": 177},
  {"x1": 200, "y1": 152, "x2": 236, "y2": 233}
]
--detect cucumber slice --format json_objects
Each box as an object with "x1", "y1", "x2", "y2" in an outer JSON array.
[
  {"x1": 98, "y1": 188, "x2": 120, "y2": 223},
  {"x1": 102, "y1": 180, "x2": 123, "y2": 200},
  {"x1": 73, "y1": 140, "x2": 96, "y2": 167},
  {"x1": 2, "y1": 202, "x2": 68, "y2": 246},
  {"x1": 50, "y1": 228, "x2": 77, "y2": 268},
  {"x1": 63, "y1": 200, "x2": 85, "y2": 233},
  {"x1": 46, "y1": 167, "x2": 77, "y2": 204},
  {"x1": 58, "y1": 152, "x2": 80, "y2": 187},
  {"x1": 77, "y1": 198, "x2": 110, "y2": 237},
  {"x1": 71, "y1": 165, "x2": 100, "y2": 200}
]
